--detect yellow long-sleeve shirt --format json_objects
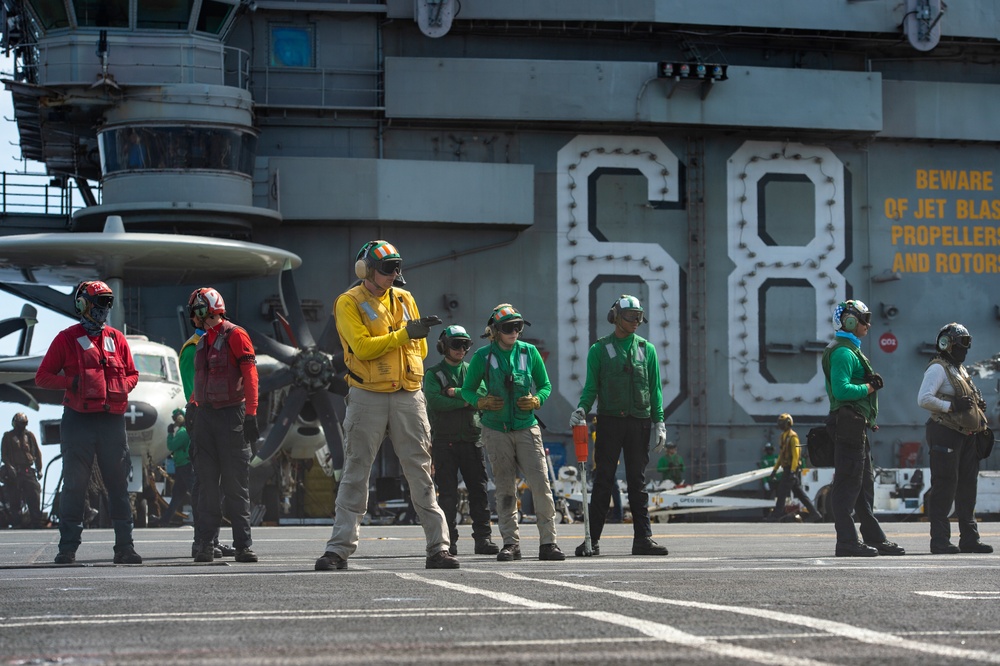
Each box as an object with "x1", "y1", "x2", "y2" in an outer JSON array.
[{"x1": 772, "y1": 428, "x2": 800, "y2": 473}]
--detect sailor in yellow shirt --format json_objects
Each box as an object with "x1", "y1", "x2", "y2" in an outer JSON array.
[
  {"x1": 766, "y1": 413, "x2": 822, "y2": 522},
  {"x1": 314, "y1": 240, "x2": 458, "y2": 571}
]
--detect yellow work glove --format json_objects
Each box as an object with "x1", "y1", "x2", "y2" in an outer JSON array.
[
  {"x1": 477, "y1": 395, "x2": 504, "y2": 411},
  {"x1": 517, "y1": 394, "x2": 541, "y2": 411}
]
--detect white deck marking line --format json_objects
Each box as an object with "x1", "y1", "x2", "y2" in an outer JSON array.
[
  {"x1": 0, "y1": 609, "x2": 546, "y2": 629},
  {"x1": 915, "y1": 591, "x2": 1000, "y2": 600},
  {"x1": 488, "y1": 570, "x2": 1000, "y2": 664},
  {"x1": 396, "y1": 572, "x2": 832, "y2": 666}
]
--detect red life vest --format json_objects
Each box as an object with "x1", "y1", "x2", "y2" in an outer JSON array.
[
  {"x1": 193, "y1": 320, "x2": 245, "y2": 408},
  {"x1": 63, "y1": 324, "x2": 132, "y2": 414}
]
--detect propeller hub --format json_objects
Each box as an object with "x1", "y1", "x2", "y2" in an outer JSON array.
[{"x1": 291, "y1": 348, "x2": 334, "y2": 392}]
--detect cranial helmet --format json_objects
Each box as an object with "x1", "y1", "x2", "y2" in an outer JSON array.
[
  {"x1": 354, "y1": 240, "x2": 404, "y2": 284},
  {"x1": 833, "y1": 299, "x2": 871, "y2": 332},
  {"x1": 483, "y1": 303, "x2": 530, "y2": 339},
  {"x1": 12, "y1": 412, "x2": 27, "y2": 427},
  {"x1": 74, "y1": 280, "x2": 114, "y2": 327},
  {"x1": 777, "y1": 413, "x2": 793, "y2": 430},
  {"x1": 74, "y1": 280, "x2": 114, "y2": 314},
  {"x1": 936, "y1": 322, "x2": 971, "y2": 356},
  {"x1": 188, "y1": 288, "x2": 226, "y2": 319},
  {"x1": 607, "y1": 294, "x2": 644, "y2": 324},
  {"x1": 437, "y1": 324, "x2": 472, "y2": 354}
]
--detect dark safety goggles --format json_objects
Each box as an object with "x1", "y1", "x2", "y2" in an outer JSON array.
[
  {"x1": 91, "y1": 295, "x2": 114, "y2": 308},
  {"x1": 498, "y1": 321, "x2": 523, "y2": 335},
  {"x1": 955, "y1": 335, "x2": 972, "y2": 348},
  {"x1": 447, "y1": 338, "x2": 472, "y2": 351},
  {"x1": 620, "y1": 310, "x2": 643, "y2": 324},
  {"x1": 376, "y1": 260, "x2": 402, "y2": 276}
]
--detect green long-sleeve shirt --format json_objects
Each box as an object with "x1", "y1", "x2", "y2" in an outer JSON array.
[
  {"x1": 167, "y1": 426, "x2": 191, "y2": 467},
  {"x1": 424, "y1": 359, "x2": 483, "y2": 443},
  {"x1": 822, "y1": 335, "x2": 878, "y2": 425},
  {"x1": 577, "y1": 332, "x2": 664, "y2": 422},
  {"x1": 460, "y1": 340, "x2": 551, "y2": 433}
]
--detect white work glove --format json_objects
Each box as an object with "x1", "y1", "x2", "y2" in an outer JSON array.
[
  {"x1": 652, "y1": 422, "x2": 667, "y2": 452},
  {"x1": 569, "y1": 408, "x2": 587, "y2": 428}
]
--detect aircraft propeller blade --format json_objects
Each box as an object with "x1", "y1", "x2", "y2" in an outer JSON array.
[
  {"x1": 328, "y1": 373, "x2": 350, "y2": 396},
  {"x1": 309, "y1": 389, "x2": 345, "y2": 479},
  {"x1": 0, "y1": 313, "x2": 33, "y2": 340},
  {"x1": 258, "y1": 366, "x2": 295, "y2": 395},
  {"x1": 250, "y1": 385, "x2": 309, "y2": 468},
  {"x1": 0, "y1": 383, "x2": 39, "y2": 410},
  {"x1": 316, "y1": 313, "x2": 341, "y2": 356},
  {"x1": 245, "y1": 324, "x2": 299, "y2": 366},
  {"x1": 279, "y1": 265, "x2": 316, "y2": 350}
]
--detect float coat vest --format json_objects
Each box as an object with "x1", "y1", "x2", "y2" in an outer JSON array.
[
  {"x1": 193, "y1": 320, "x2": 245, "y2": 408},
  {"x1": 340, "y1": 284, "x2": 424, "y2": 392}
]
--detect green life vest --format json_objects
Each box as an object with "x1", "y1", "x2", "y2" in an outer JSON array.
[
  {"x1": 822, "y1": 338, "x2": 878, "y2": 425},
  {"x1": 594, "y1": 333, "x2": 651, "y2": 418}
]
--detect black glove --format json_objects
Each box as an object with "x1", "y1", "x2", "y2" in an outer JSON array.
[
  {"x1": 243, "y1": 414, "x2": 259, "y2": 444},
  {"x1": 867, "y1": 373, "x2": 884, "y2": 391},
  {"x1": 71, "y1": 376, "x2": 79, "y2": 392},
  {"x1": 405, "y1": 315, "x2": 443, "y2": 340},
  {"x1": 185, "y1": 403, "x2": 198, "y2": 439},
  {"x1": 167, "y1": 424, "x2": 176, "y2": 435},
  {"x1": 952, "y1": 396, "x2": 974, "y2": 412},
  {"x1": 978, "y1": 398, "x2": 987, "y2": 411}
]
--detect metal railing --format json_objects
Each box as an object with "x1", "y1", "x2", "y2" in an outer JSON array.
[{"x1": 0, "y1": 171, "x2": 94, "y2": 216}]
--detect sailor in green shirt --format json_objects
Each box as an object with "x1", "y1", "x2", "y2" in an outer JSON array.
[
  {"x1": 158, "y1": 408, "x2": 193, "y2": 527},
  {"x1": 569, "y1": 295, "x2": 668, "y2": 557},
  {"x1": 424, "y1": 325, "x2": 499, "y2": 557},
  {"x1": 657, "y1": 442, "x2": 685, "y2": 486},
  {"x1": 823, "y1": 299, "x2": 903, "y2": 558},
  {"x1": 460, "y1": 304, "x2": 565, "y2": 562}
]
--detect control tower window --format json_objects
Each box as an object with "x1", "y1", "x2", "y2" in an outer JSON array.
[
  {"x1": 74, "y1": 0, "x2": 128, "y2": 28},
  {"x1": 137, "y1": 0, "x2": 194, "y2": 30},
  {"x1": 196, "y1": 0, "x2": 236, "y2": 35},
  {"x1": 99, "y1": 126, "x2": 257, "y2": 177},
  {"x1": 27, "y1": 0, "x2": 70, "y2": 29},
  {"x1": 270, "y1": 25, "x2": 314, "y2": 68}
]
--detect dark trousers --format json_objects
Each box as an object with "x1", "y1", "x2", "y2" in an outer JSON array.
[
  {"x1": 159, "y1": 462, "x2": 193, "y2": 527},
  {"x1": 7, "y1": 467, "x2": 43, "y2": 527},
  {"x1": 828, "y1": 408, "x2": 886, "y2": 546},
  {"x1": 58, "y1": 409, "x2": 134, "y2": 553},
  {"x1": 193, "y1": 404, "x2": 252, "y2": 550},
  {"x1": 926, "y1": 420, "x2": 981, "y2": 548},
  {"x1": 431, "y1": 439, "x2": 492, "y2": 543},
  {"x1": 588, "y1": 415, "x2": 652, "y2": 543},
  {"x1": 773, "y1": 469, "x2": 820, "y2": 517}
]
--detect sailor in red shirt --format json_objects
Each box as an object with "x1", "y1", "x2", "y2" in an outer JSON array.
[
  {"x1": 188, "y1": 287, "x2": 260, "y2": 563},
  {"x1": 35, "y1": 280, "x2": 141, "y2": 565}
]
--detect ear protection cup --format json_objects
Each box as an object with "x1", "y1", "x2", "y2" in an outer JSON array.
[
  {"x1": 354, "y1": 241, "x2": 376, "y2": 280},
  {"x1": 436, "y1": 339, "x2": 445, "y2": 354},
  {"x1": 607, "y1": 308, "x2": 617, "y2": 324},
  {"x1": 74, "y1": 282, "x2": 88, "y2": 314},
  {"x1": 937, "y1": 334, "x2": 951, "y2": 352},
  {"x1": 842, "y1": 313, "x2": 858, "y2": 332}
]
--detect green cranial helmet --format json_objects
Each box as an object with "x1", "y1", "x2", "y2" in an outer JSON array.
[
  {"x1": 608, "y1": 294, "x2": 644, "y2": 324},
  {"x1": 437, "y1": 324, "x2": 473, "y2": 354}
]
